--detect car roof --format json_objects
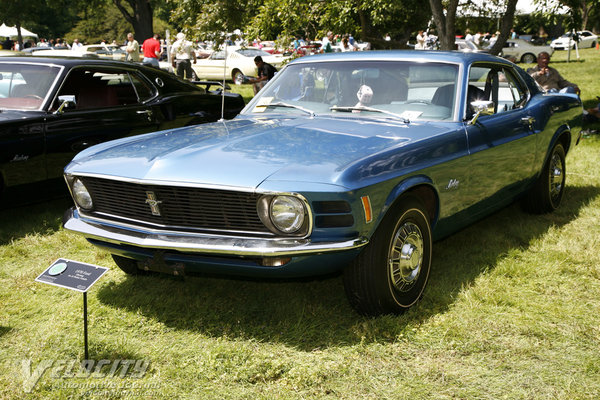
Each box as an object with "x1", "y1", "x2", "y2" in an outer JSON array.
[
  {"x1": 288, "y1": 50, "x2": 513, "y2": 67},
  {"x1": 0, "y1": 55, "x2": 145, "y2": 68}
]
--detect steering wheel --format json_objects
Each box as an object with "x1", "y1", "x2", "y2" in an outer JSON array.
[{"x1": 24, "y1": 94, "x2": 43, "y2": 100}]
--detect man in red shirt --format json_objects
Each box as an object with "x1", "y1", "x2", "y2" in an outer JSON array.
[{"x1": 142, "y1": 33, "x2": 162, "y2": 68}]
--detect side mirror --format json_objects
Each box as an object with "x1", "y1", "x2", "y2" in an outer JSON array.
[
  {"x1": 469, "y1": 100, "x2": 494, "y2": 124},
  {"x1": 55, "y1": 95, "x2": 76, "y2": 114}
]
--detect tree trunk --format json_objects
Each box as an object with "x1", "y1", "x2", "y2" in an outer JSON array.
[
  {"x1": 487, "y1": 0, "x2": 519, "y2": 56},
  {"x1": 429, "y1": 0, "x2": 459, "y2": 50},
  {"x1": 15, "y1": 21, "x2": 23, "y2": 51},
  {"x1": 113, "y1": 0, "x2": 154, "y2": 41}
]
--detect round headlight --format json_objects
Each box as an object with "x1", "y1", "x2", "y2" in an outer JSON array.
[
  {"x1": 270, "y1": 196, "x2": 305, "y2": 233},
  {"x1": 72, "y1": 178, "x2": 93, "y2": 210}
]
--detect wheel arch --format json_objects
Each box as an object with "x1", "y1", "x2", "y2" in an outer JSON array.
[{"x1": 377, "y1": 176, "x2": 439, "y2": 230}]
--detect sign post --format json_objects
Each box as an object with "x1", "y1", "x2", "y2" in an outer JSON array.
[{"x1": 36, "y1": 259, "x2": 109, "y2": 360}]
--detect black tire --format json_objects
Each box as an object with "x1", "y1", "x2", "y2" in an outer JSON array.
[
  {"x1": 111, "y1": 255, "x2": 143, "y2": 275},
  {"x1": 521, "y1": 53, "x2": 536, "y2": 64},
  {"x1": 232, "y1": 69, "x2": 244, "y2": 84},
  {"x1": 591, "y1": 41, "x2": 597, "y2": 49},
  {"x1": 522, "y1": 143, "x2": 566, "y2": 214},
  {"x1": 343, "y1": 195, "x2": 432, "y2": 316}
]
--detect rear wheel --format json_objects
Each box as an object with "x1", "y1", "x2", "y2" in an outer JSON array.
[
  {"x1": 343, "y1": 195, "x2": 432, "y2": 316},
  {"x1": 522, "y1": 142, "x2": 566, "y2": 214},
  {"x1": 521, "y1": 53, "x2": 536, "y2": 64},
  {"x1": 112, "y1": 255, "x2": 144, "y2": 275}
]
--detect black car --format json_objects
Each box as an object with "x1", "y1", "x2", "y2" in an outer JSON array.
[{"x1": 0, "y1": 56, "x2": 245, "y2": 202}]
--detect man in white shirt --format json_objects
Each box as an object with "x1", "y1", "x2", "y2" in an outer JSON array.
[
  {"x1": 170, "y1": 32, "x2": 197, "y2": 80},
  {"x1": 71, "y1": 39, "x2": 83, "y2": 50},
  {"x1": 125, "y1": 32, "x2": 140, "y2": 62}
]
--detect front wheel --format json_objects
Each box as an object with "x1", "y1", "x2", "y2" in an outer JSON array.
[
  {"x1": 343, "y1": 195, "x2": 432, "y2": 316},
  {"x1": 112, "y1": 255, "x2": 144, "y2": 275},
  {"x1": 522, "y1": 142, "x2": 566, "y2": 214},
  {"x1": 232, "y1": 69, "x2": 244, "y2": 84}
]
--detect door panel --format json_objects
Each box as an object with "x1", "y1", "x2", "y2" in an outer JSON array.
[{"x1": 464, "y1": 64, "x2": 536, "y2": 215}]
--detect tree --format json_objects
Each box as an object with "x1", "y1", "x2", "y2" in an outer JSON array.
[
  {"x1": 487, "y1": 0, "x2": 519, "y2": 56},
  {"x1": 113, "y1": 0, "x2": 154, "y2": 40},
  {"x1": 169, "y1": 0, "x2": 430, "y2": 48},
  {"x1": 429, "y1": 0, "x2": 460, "y2": 51},
  {"x1": 429, "y1": 0, "x2": 518, "y2": 54},
  {"x1": 0, "y1": 0, "x2": 44, "y2": 48}
]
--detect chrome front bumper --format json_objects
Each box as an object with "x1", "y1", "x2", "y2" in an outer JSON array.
[{"x1": 63, "y1": 207, "x2": 369, "y2": 257}]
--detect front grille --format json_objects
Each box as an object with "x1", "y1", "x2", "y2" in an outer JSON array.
[{"x1": 81, "y1": 177, "x2": 271, "y2": 236}]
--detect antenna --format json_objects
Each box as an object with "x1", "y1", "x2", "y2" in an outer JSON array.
[{"x1": 219, "y1": 42, "x2": 227, "y2": 122}]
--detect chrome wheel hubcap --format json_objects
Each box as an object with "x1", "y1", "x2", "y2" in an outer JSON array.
[
  {"x1": 549, "y1": 152, "x2": 564, "y2": 202},
  {"x1": 389, "y1": 221, "x2": 423, "y2": 292}
]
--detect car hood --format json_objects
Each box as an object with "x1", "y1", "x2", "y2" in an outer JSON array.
[{"x1": 67, "y1": 116, "x2": 456, "y2": 190}]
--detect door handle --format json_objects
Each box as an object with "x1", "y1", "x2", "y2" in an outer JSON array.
[
  {"x1": 521, "y1": 116, "x2": 535, "y2": 129},
  {"x1": 136, "y1": 109, "x2": 153, "y2": 122}
]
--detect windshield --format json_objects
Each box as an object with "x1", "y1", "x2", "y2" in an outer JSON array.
[
  {"x1": 237, "y1": 49, "x2": 271, "y2": 57},
  {"x1": 244, "y1": 60, "x2": 460, "y2": 121},
  {"x1": 0, "y1": 63, "x2": 61, "y2": 110}
]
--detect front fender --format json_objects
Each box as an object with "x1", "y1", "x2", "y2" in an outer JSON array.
[{"x1": 372, "y1": 175, "x2": 439, "y2": 231}]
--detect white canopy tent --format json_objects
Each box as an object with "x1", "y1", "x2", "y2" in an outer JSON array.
[{"x1": 0, "y1": 23, "x2": 38, "y2": 38}]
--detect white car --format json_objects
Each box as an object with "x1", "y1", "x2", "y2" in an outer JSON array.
[
  {"x1": 500, "y1": 39, "x2": 553, "y2": 63},
  {"x1": 192, "y1": 47, "x2": 289, "y2": 83},
  {"x1": 30, "y1": 49, "x2": 99, "y2": 58},
  {"x1": 551, "y1": 30, "x2": 598, "y2": 50},
  {"x1": 79, "y1": 44, "x2": 127, "y2": 60}
]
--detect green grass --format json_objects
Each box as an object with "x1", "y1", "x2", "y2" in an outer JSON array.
[{"x1": 1, "y1": 49, "x2": 600, "y2": 399}]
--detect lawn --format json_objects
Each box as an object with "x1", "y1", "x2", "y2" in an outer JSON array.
[{"x1": 1, "y1": 48, "x2": 600, "y2": 399}]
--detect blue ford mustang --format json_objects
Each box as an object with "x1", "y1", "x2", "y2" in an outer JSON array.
[{"x1": 62, "y1": 51, "x2": 582, "y2": 316}]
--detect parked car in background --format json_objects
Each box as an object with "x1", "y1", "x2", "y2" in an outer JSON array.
[
  {"x1": 30, "y1": 48, "x2": 99, "y2": 58},
  {"x1": 192, "y1": 47, "x2": 289, "y2": 84},
  {"x1": 455, "y1": 39, "x2": 486, "y2": 53},
  {"x1": 79, "y1": 44, "x2": 127, "y2": 60},
  {"x1": 62, "y1": 51, "x2": 582, "y2": 316},
  {"x1": 0, "y1": 56, "x2": 244, "y2": 201},
  {"x1": 551, "y1": 30, "x2": 598, "y2": 50},
  {"x1": 21, "y1": 46, "x2": 57, "y2": 54},
  {"x1": 500, "y1": 38, "x2": 553, "y2": 63}
]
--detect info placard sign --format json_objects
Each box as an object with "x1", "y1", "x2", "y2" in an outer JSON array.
[{"x1": 35, "y1": 258, "x2": 109, "y2": 293}]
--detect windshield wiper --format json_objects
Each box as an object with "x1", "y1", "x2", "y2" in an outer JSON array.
[
  {"x1": 255, "y1": 102, "x2": 316, "y2": 117},
  {"x1": 329, "y1": 106, "x2": 410, "y2": 123}
]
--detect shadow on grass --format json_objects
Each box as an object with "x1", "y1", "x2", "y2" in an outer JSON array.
[
  {"x1": 90, "y1": 185, "x2": 598, "y2": 350},
  {"x1": 0, "y1": 326, "x2": 12, "y2": 338},
  {"x1": 0, "y1": 196, "x2": 71, "y2": 245}
]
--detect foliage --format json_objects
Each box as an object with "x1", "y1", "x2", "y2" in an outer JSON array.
[
  {"x1": 0, "y1": 0, "x2": 78, "y2": 44},
  {"x1": 168, "y1": 0, "x2": 430, "y2": 46},
  {"x1": 533, "y1": 0, "x2": 600, "y2": 31}
]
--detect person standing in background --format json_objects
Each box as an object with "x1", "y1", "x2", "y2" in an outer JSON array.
[
  {"x1": 170, "y1": 32, "x2": 197, "y2": 80},
  {"x1": 125, "y1": 32, "x2": 140, "y2": 62},
  {"x1": 142, "y1": 33, "x2": 161, "y2": 68}
]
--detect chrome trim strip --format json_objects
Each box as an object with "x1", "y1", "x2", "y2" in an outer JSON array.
[
  {"x1": 65, "y1": 172, "x2": 261, "y2": 193},
  {"x1": 64, "y1": 208, "x2": 368, "y2": 257},
  {"x1": 87, "y1": 211, "x2": 276, "y2": 237}
]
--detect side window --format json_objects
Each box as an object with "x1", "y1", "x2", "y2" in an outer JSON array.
[
  {"x1": 498, "y1": 67, "x2": 527, "y2": 112},
  {"x1": 211, "y1": 51, "x2": 225, "y2": 60},
  {"x1": 56, "y1": 68, "x2": 145, "y2": 110},
  {"x1": 129, "y1": 73, "x2": 156, "y2": 102},
  {"x1": 467, "y1": 65, "x2": 528, "y2": 117}
]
